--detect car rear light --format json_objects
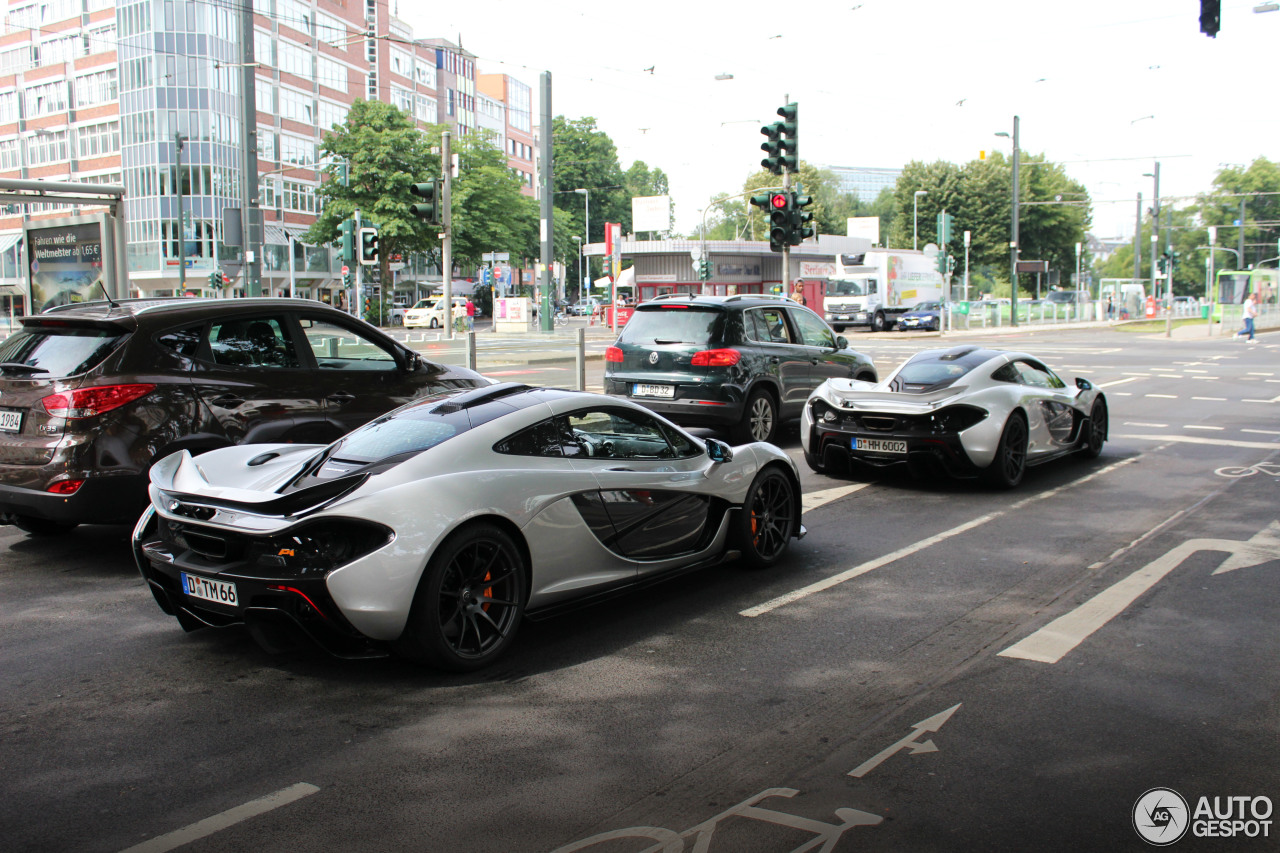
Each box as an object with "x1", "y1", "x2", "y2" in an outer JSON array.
[
  {"x1": 42, "y1": 384, "x2": 156, "y2": 419},
  {"x1": 690, "y1": 349, "x2": 741, "y2": 367},
  {"x1": 930, "y1": 405, "x2": 988, "y2": 434},
  {"x1": 605, "y1": 346, "x2": 623, "y2": 363},
  {"x1": 46, "y1": 479, "x2": 84, "y2": 495}
]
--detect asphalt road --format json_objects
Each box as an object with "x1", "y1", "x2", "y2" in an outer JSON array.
[{"x1": 2, "y1": 326, "x2": 1277, "y2": 853}]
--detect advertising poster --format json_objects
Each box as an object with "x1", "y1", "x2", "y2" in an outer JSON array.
[{"x1": 26, "y1": 219, "x2": 105, "y2": 311}]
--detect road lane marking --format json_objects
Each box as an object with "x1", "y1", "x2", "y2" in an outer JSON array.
[
  {"x1": 1000, "y1": 523, "x2": 1280, "y2": 664},
  {"x1": 1192, "y1": 397, "x2": 1226, "y2": 401},
  {"x1": 741, "y1": 458, "x2": 1137, "y2": 618},
  {"x1": 802, "y1": 484, "x2": 867, "y2": 512},
  {"x1": 1248, "y1": 372, "x2": 1274, "y2": 376},
  {"x1": 1145, "y1": 394, "x2": 1178, "y2": 399},
  {"x1": 1243, "y1": 399, "x2": 1274, "y2": 404},
  {"x1": 848, "y1": 704, "x2": 961, "y2": 778},
  {"x1": 119, "y1": 783, "x2": 320, "y2": 853},
  {"x1": 1123, "y1": 422, "x2": 1167, "y2": 428},
  {"x1": 1243, "y1": 429, "x2": 1280, "y2": 436},
  {"x1": 1098, "y1": 377, "x2": 1141, "y2": 388},
  {"x1": 1184, "y1": 425, "x2": 1224, "y2": 431},
  {"x1": 1114, "y1": 434, "x2": 1280, "y2": 450}
]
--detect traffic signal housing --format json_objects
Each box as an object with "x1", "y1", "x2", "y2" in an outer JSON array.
[
  {"x1": 338, "y1": 219, "x2": 356, "y2": 265},
  {"x1": 410, "y1": 180, "x2": 443, "y2": 226},
  {"x1": 359, "y1": 226, "x2": 379, "y2": 265},
  {"x1": 697, "y1": 258, "x2": 712, "y2": 281},
  {"x1": 767, "y1": 192, "x2": 790, "y2": 252},
  {"x1": 207, "y1": 271, "x2": 219, "y2": 288},
  {"x1": 790, "y1": 190, "x2": 814, "y2": 245},
  {"x1": 760, "y1": 122, "x2": 784, "y2": 175},
  {"x1": 1200, "y1": 0, "x2": 1220, "y2": 37},
  {"x1": 776, "y1": 102, "x2": 798, "y2": 172}
]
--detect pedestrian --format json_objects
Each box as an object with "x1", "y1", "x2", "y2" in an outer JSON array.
[
  {"x1": 1106, "y1": 295, "x2": 1114, "y2": 320},
  {"x1": 1237, "y1": 292, "x2": 1259, "y2": 343},
  {"x1": 466, "y1": 297, "x2": 475, "y2": 331},
  {"x1": 791, "y1": 284, "x2": 806, "y2": 306}
]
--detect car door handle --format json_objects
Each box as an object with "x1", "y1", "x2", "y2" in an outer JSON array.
[
  {"x1": 605, "y1": 467, "x2": 634, "y2": 472},
  {"x1": 326, "y1": 392, "x2": 357, "y2": 404},
  {"x1": 209, "y1": 394, "x2": 244, "y2": 408},
  {"x1": 769, "y1": 356, "x2": 780, "y2": 364}
]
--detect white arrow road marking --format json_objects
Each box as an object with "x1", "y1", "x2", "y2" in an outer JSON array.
[
  {"x1": 803, "y1": 483, "x2": 867, "y2": 513},
  {"x1": 849, "y1": 704, "x2": 962, "y2": 778},
  {"x1": 119, "y1": 783, "x2": 320, "y2": 853},
  {"x1": 742, "y1": 458, "x2": 1136, "y2": 618},
  {"x1": 999, "y1": 522, "x2": 1280, "y2": 665}
]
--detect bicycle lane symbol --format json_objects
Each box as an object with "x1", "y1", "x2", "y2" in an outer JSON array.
[
  {"x1": 550, "y1": 704, "x2": 963, "y2": 852},
  {"x1": 1215, "y1": 460, "x2": 1280, "y2": 479}
]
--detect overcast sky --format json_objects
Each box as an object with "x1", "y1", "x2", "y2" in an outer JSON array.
[{"x1": 402, "y1": 1, "x2": 1276, "y2": 241}]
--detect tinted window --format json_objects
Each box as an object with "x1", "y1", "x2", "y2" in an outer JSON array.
[
  {"x1": 495, "y1": 419, "x2": 566, "y2": 458},
  {"x1": 329, "y1": 407, "x2": 471, "y2": 464},
  {"x1": 746, "y1": 307, "x2": 792, "y2": 344},
  {"x1": 1014, "y1": 360, "x2": 1065, "y2": 389},
  {"x1": 565, "y1": 407, "x2": 680, "y2": 460},
  {"x1": 891, "y1": 348, "x2": 996, "y2": 391},
  {"x1": 209, "y1": 316, "x2": 298, "y2": 368},
  {"x1": 789, "y1": 308, "x2": 836, "y2": 348},
  {"x1": 620, "y1": 307, "x2": 722, "y2": 346},
  {"x1": 301, "y1": 317, "x2": 396, "y2": 370},
  {"x1": 156, "y1": 324, "x2": 204, "y2": 357},
  {"x1": 0, "y1": 324, "x2": 125, "y2": 377}
]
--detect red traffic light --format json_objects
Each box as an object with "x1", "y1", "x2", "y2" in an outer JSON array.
[{"x1": 770, "y1": 193, "x2": 788, "y2": 209}]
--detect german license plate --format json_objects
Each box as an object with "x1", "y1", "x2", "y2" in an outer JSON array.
[
  {"x1": 0, "y1": 410, "x2": 20, "y2": 432},
  {"x1": 633, "y1": 383, "x2": 674, "y2": 399},
  {"x1": 854, "y1": 437, "x2": 907, "y2": 454},
  {"x1": 836, "y1": 314, "x2": 851, "y2": 320},
  {"x1": 181, "y1": 572, "x2": 238, "y2": 607}
]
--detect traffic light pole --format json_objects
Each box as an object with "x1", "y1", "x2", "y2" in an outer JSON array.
[
  {"x1": 781, "y1": 166, "x2": 791, "y2": 295},
  {"x1": 442, "y1": 131, "x2": 453, "y2": 340},
  {"x1": 353, "y1": 208, "x2": 362, "y2": 318}
]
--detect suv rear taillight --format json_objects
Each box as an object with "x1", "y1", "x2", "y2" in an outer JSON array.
[
  {"x1": 690, "y1": 349, "x2": 741, "y2": 367},
  {"x1": 42, "y1": 384, "x2": 156, "y2": 419},
  {"x1": 605, "y1": 346, "x2": 623, "y2": 363}
]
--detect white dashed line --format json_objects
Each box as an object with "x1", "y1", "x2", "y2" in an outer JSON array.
[
  {"x1": 1098, "y1": 377, "x2": 1140, "y2": 388},
  {"x1": 1124, "y1": 422, "x2": 1168, "y2": 428},
  {"x1": 1114, "y1": 434, "x2": 1280, "y2": 450},
  {"x1": 1145, "y1": 394, "x2": 1178, "y2": 399},
  {"x1": 1184, "y1": 425, "x2": 1224, "y2": 431},
  {"x1": 1243, "y1": 429, "x2": 1280, "y2": 436},
  {"x1": 1192, "y1": 397, "x2": 1227, "y2": 401},
  {"x1": 119, "y1": 783, "x2": 320, "y2": 853}
]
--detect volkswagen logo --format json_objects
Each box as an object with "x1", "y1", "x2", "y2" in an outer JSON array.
[{"x1": 648, "y1": 352, "x2": 660, "y2": 365}]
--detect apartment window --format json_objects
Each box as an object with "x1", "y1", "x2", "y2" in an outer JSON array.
[
  {"x1": 315, "y1": 11, "x2": 347, "y2": 43},
  {"x1": 414, "y1": 94, "x2": 436, "y2": 124},
  {"x1": 0, "y1": 139, "x2": 19, "y2": 170},
  {"x1": 318, "y1": 100, "x2": 347, "y2": 130},
  {"x1": 256, "y1": 131, "x2": 275, "y2": 162},
  {"x1": 278, "y1": 0, "x2": 312, "y2": 34},
  {"x1": 390, "y1": 85, "x2": 412, "y2": 114},
  {"x1": 25, "y1": 80, "x2": 68, "y2": 117},
  {"x1": 279, "y1": 40, "x2": 311, "y2": 79},
  {"x1": 87, "y1": 23, "x2": 115, "y2": 53},
  {"x1": 0, "y1": 45, "x2": 30, "y2": 74},
  {"x1": 317, "y1": 56, "x2": 346, "y2": 91},
  {"x1": 77, "y1": 120, "x2": 120, "y2": 158},
  {"x1": 414, "y1": 60, "x2": 435, "y2": 89},
  {"x1": 446, "y1": 89, "x2": 454, "y2": 117},
  {"x1": 255, "y1": 79, "x2": 275, "y2": 113},
  {"x1": 279, "y1": 88, "x2": 314, "y2": 124},
  {"x1": 280, "y1": 134, "x2": 315, "y2": 166},
  {"x1": 254, "y1": 31, "x2": 274, "y2": 67},
  {"x1": 37, "y1": 33, "x2": 82, "y2": 65},
  {"x1": 281, "y1": 179, "x2": 316, "y2": 214},
  {"x1": 390, "y1": 48, "x2": 412, "y2": 78},
  {"x1": 27, "y1": 129, "x2": 69, "y2": 165},
  {"x1": 75, "y1": 69, "x2": 118, "y2": 108}
]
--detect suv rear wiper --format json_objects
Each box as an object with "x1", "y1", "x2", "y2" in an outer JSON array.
[
  {"x1": 0, "y1": 362, "x2": 48, "y2": 375},
  {"x1": 652, "y1": 339, "x2": 692, "y2": 345}
]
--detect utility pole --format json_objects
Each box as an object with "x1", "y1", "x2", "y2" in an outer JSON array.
[
  {"x1": 175, "y1": 133, "x2": 187, "y2": 292},
  {"x1": 1238, "y1": 198, "x2": 1246, "y2": 268},
  {"x1": 237, "y1": 0, "x2": 261, "y2": 297},
  {"x1": 539, "y1": 72, "x2": 553, "y2": 331},
  {"x1": 1150, "y1": 163, "x2": 1160, "y2": 308},
  {"x1": 781, "y1": 93, "x2": 791, "y2": 296},
  {"x1": 1133, "y1": 193, "x2": 1143, "y2": 282},
  {"x1": 1009, "y1": 115, "x2": 1020, "y2": 327},
  {"x1": 442, "y1": 131, "x2": 453, "y2": 339}
]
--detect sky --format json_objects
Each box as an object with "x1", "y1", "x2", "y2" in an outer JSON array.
[{"x1": 402, "y1": 0, "x2": 1277, "y2": 242}]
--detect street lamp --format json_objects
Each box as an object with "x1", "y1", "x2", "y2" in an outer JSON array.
[
  {"x1": 997, "y1": 117, "x2": 1020, "y2": 326},
  {"x1": 913, "y1": 190, "x2": 928, "y2": 250},
  {"x1": 574, "y1": 188, "x2": 590, "y2": 287},
  {"x1": 572, "y1": 235, "x2": 583, "y2": 300}
]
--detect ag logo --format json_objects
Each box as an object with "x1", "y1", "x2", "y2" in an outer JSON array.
[{"x1": 1133, "y1": 787, "x2": 1189, "y2": 845}]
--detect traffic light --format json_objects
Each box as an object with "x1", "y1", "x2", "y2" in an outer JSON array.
[
  {"x1": 207, "y1": 271, "x2": 219, "y2": 288},
  {"x1": 1200, "y1": 0, "x2": 1219, "y2": 37},
  {"x1": 697, "y1": 258, "x2": 712, "y2": 281},
  {"x1": 790, "y1": 189, "x2": 814, "y2": 245},
  {"x1": 760, "y1": 122, "x2": 784, "y2": 175},
  {"x1": 410, "y1": 180, "x2": 442, "y2": 226},
  {"x1": 338, "y1": 219, "x2": 356, "y2": 265},
  {"x1": 776, "y1": 102, "x2": 798, "y2": 172},
  {"x1": 359, "y1": 226, "x2": 379, "y2": 265},
  {"x1": 767, "y1": 192, "x2": 790, "y2": 252},
  {"x1": 342, "y1": 271, "x2": 353, "y2": 288},
  {"x1": 936, "y1": 251, "x2": 948, "y2": 275}
]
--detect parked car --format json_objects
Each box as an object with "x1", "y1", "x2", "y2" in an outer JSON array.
[
  {"x1": 403, "y1": 296, "x2": 467, "y2": 329},
  {"x1": 801, "y1": 346, "x2": 1107, "y2": 488},
  {"x1": 0, "y1": 297, "x2": 487, "y2": 536},
  {"x1": 896, "y1": 301, "x2": 942, "y2": 332},
  {"x1": 132, "y1": 384, "x2": 805, "y2": 669},
  {"x1": 571, "y1": 297, "x2": 603, "y2": 316},
  {"x1": 603, "y1": 293, "x2": 878, "y2": 444}
]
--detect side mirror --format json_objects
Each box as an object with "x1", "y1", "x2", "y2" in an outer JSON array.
[
  {"x1": 706, "y1": 438, "x2": 735, "y2": 463},
  {"x1": 1075, "y1": 377, "x2": 1093, "y2": 391},
  {"x1": 835, "y1": 335, "x2": 849, "y2": 350}
]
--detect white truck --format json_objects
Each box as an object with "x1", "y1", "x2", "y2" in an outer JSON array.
[{"x1": 822, "y1": 250, "x2": 945, "y2": 332}]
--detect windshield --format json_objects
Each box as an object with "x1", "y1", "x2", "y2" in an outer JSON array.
[
  {"x1": 620, "y1": 307, "x2": 723, "y2": 346},
  {"x1": 1048, "y1": 291, "x2": 1082, "y2": 303},
  {"x1": 828, "y1": 279, "x2": 866, "y2": 297},
  {"x1": 911, "y1": 302, "x2": 942, "y2": 312},
  {"x1": 1219, "y1": 274, "x2": 1249, "y2": 304},
  {"x1": 890, "y1": 348, "x2": 996, "y2": 392}
]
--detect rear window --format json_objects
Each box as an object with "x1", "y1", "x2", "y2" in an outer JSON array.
[
  {"x1": 620, "y1": 307, "x2": 723, "y2": 346},
  {"x1": 890, "y1": 348, "x2": 995, "y2": 391},
  {"x1": 0, "y1": 324, "x2": 126, "y2": 377}
]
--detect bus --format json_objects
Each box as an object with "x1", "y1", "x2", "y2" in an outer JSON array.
[{"x1": 1212, "y1": 269, "x2": 1278, "y2": 322}]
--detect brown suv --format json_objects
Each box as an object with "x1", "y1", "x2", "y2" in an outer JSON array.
[{"x1": 0, "y1": 297, "x2": 487, "y2": 535}]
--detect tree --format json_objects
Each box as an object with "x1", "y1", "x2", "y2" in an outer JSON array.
[
  {"x1": 551, "y1": 117, "x2": 630, "y2": 296},
  {"x1": 303, "y1": 100, "x2": 440, "y2": 293},
  {"x1": 438, "y1": 127, "x2": 539, "y2": 270},
  {"x1": 1198, "y1": 158, "x2": 1280, "y2": 270}
]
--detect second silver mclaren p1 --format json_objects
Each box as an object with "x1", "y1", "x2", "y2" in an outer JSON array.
[{"x1": 801, "y1": 346, "x2": 1108, "y2": 488}]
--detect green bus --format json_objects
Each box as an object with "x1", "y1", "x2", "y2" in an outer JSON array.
[{"x1": 1212, "y1": 269, "x2": 1278, "y2": 322}]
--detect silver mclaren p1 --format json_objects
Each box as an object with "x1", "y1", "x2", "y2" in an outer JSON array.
[
  {"x1": 800, "y1": 346, "x2": 1108, "y2": 488},
  {"x1": 132, "y1": 384, "x2": 804, "y2": 670}
]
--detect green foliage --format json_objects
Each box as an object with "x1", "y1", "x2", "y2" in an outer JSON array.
[
  {"x1": 551, "y1": 117, "x2": 629, "y2": 289},
  {"x1": 441, "y1": 127, "x2": 539, "y2": 269},
  {"x1": 1199, "y1": 158, "x2": 1280, "y2": 270}
]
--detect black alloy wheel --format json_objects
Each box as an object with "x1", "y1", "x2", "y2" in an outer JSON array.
[
  {"x1": 1080, "y1": 398, "x2": 1108, "y2": 459},
  {"x1": 737, "y1": 467, "x2": 797, "y2": 569},
  {"x1": 395, "y1": 523, "x2": 526, "y2": 671},
  {"x1": 872, "y1": 312, "x2": 887, "y2": 332},
  {"x1": 733, "y1": 388, "x2": 777, "y2": 445},
  {"x1": 982, "y1": 412, "x2": 1028, "y2": 489}
]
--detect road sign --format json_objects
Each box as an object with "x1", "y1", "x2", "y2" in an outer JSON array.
[{"x1": 341, "y1": 265, "x2": 350, "y2": 275}]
